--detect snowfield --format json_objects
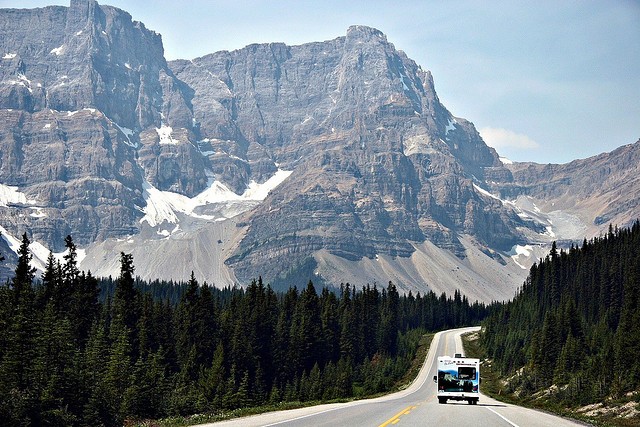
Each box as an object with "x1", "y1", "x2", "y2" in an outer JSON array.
[{"x1": 141, "y1": 169, "x2": 292, "y2": 227}]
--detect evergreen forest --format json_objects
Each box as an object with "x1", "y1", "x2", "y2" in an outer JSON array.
[
  {"x1": 482, "y1": 221, "x2": 640, "y2": 408},
  {"x1": 0, "y1": 233, "x2": 488, "y2": 426}
]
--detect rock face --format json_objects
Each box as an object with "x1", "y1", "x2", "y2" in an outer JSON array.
[
  {"x1": 0, "y1": 0, "x2": 203, "y2": 251},
  {"x1": 0, "y1": 108, "x2": 143, "y2": 247},
  {"x1": 0, "y1": 1, "x2": 638, "y2": 300},
  {"x1": 491, "y1": 140, "x2": 640, "y2": 235},
  {"x1": 170, "y1": 25, "x2": 525, "y2": 285}
]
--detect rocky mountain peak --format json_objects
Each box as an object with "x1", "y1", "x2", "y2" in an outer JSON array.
[
  {"x1": 163, "y1": 25, "x2": 525, "y2": 289},
  {"x1": 1, "y1": 3, "x2": 637, "y2": 302},
  {"x1": 345, "y1": 24, "x2": 388, "y2": 43},
  {"x1": 66, "y1": 0, "x2": 98, "y2": 33},
  {"x1": 0, "y1": 0, "x2": 186, "y2": 131},
  {"x1": 0, "y1": 4, "x2": 520, "y2": 292},
  {"x1": 0, "y1": 0, "x2": 202, "y2": 252}
]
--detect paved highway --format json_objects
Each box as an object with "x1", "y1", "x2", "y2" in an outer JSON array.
[{"x1": 198, "y1": 327, "x2": 587, "y2": 427}]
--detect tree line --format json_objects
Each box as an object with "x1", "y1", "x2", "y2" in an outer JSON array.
[
  {"x1": 482, "y1": 220, "x2": 640, "y2": 406},
  {"x1": 0, "y1": 233, "x2": 488, "y2": 426}
]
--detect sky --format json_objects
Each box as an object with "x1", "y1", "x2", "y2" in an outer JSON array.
[{"x1": 2, "y1": 0, "x2": 639, "y2": 164}]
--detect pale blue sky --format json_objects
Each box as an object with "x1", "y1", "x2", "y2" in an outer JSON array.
[{"x1": 2, "y1": 0, "x2": 639, "y2": 164}]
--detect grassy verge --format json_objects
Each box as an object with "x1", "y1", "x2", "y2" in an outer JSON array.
[
  {"x1": 396, "y1": 333, "x2": 434, "y2": 391},
  {"x1": 129, "y1": 401, "x2": 347, "y2": 427},
  {"x1": 461, "y1": 331, "x2": 639, "y2": 427},
  {"x1": 461, "y1": 330, "x2": 521, "y2": 405}
]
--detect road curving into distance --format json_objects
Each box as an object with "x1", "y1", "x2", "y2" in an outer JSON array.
[{"x1": 197, "y1": 327, "x2": 588, "y2": 427}]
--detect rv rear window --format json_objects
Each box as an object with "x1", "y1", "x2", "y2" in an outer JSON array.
[{"x1": 458, "y1": 367, "x2": 476, "y2": 380}]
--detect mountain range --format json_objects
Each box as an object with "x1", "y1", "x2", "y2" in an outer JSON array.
[{"x1": 0, "y1": 0, "x2": 637, "y2": 302}]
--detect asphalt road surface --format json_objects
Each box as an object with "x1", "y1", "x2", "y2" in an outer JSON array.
[{"x1": 198, "y1": 327, "x2": 587, "y2": 427}]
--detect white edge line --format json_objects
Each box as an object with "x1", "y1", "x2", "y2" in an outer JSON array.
[
  {"x1": 262, "y1": 405, "x2": 348, "y2": 427},
  {"x1": 486, "y1": 407, "x2": 521, "y2": 427}
]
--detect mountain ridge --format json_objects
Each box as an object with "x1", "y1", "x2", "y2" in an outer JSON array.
[{"x1": 0, "y1": 0, "x2": 637, "y2": 302}]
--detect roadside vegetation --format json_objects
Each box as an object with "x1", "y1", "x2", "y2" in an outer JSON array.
[
  {"x1": 468, "y1": 220, "x2": 640, "y2": 427},
  {"x1": 150, "y1": 333, "x2": 434, "y2": 427}
]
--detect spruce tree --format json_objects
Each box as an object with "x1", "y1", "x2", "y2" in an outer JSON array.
[
  {"x1": 289, "y1": 281, "x2": 323, "y2": 375},
  {"x1": 104, "y1": 325, "x2": 133, "y2": 424},
  {"x1": 83, "y1": 322, "x2": 111, "y2": 426},
  {"x1": 320, "y1": 287, "x2": 340, "y2": 365},
  {"x1": 0, "y1": 233, "x2": 38, "y2": 425},
  {"x1": 380, "y1": 282, "x2": 400, "y2": 355},
  {"x1": 111, "y1": 252, "x2": 140, "y2": 355},
  {"x1": 71, "y1": 271, "x2": 100, "y2": 348},
  {"x1": 36, "y1": 252, "x2": 61, "y2": 311}
]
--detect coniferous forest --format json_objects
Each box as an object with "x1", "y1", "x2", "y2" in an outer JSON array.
[
  {"x1": 0, "y1": 233, "x2": 487, "y2": 426},
  {"x1": 482, "y1": 221, "x2": 640, "y2": 408}
]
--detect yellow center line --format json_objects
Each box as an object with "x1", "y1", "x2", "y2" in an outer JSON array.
[{"x1": 378, "y1": 405, "x2": 417, "y2": 427}]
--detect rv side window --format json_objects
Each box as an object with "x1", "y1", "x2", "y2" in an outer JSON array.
[{"x1": 458, "y1": 367, "x2": 476, "y2": 380}]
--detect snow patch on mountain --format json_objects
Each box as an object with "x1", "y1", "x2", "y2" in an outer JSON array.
[
  {"x1": 156, "y1": 124, "x2": 178, "y2": 145},
  {"x1": 141, "y1": 169, "x2": 292, "y2": 227},
  {"x1": 473, "y1": 183, "x2": 501, "y2": 201},
  {"x1": 398, "y1": 72, "x2": 410, "y2": 91},
  {"x1": 0, "y1": 224, "x2": 86, "y2": 272},
  {"x1": 113, "y1": 121, "x2": 137, "y2": 147},
  {"x1": 29, "y1": 207, "x2": 46, "y2": 218},
  {"x1": 0, "y1": 183, "x2": 35, "y2": 206},
  {"x1": 500, "y1": 157, "x2": 513, "y2": 165},
  {"x1": 508, "y1": 244, "x2": 534, "y2": 269},
  {"x1": 50, "y1": 45, "x2": 65, "y2": 55},
  {"x1": 4, "y1": 74, "x2": 33, "y2": 93},
  {"x1": 445, "y1": 117, "x2": 457, "y2": 134}
]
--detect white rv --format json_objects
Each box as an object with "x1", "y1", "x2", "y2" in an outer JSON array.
[{"x1": 433, "y1": 354, "x2": 480, "y2": 404}]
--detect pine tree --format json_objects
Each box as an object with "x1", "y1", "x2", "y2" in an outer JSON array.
[
  {"x1": 35, "y1": 305, "x2": 82, "y2": 425},
  {"x1": 111, "y1": 252, "x2": 140, "y2": 361},
  {"x1": 320, "y1": 287, "x2": 340, "y2": 364},
  {"x1": 0, "y1": 233, "x2": 38, "y2": 425},
  {"x1": 199, "y1": 342, "x2": 225, "y2": 409},
  {"x1": 13, "y1": 233, "x2": 36, "y2": 296},
  {"x1": 71, "y1": 271, "x2": 100, "y2": 348},
  {"x1": 307, "y1": 362, "x2": 323, "y2": 401},
  {"x1": 104, "y1": 325, "x2": 133, "y2": 424},
  {"x1": 380, "y1": 282, "x2": 400, "y2": 355},
  {"x1": 36, "y1": 252, "x2": 61, "y2": 311},
  {"x1": 175, "y1": 272, "x2": 200, "y2": 372},
  {"x1": 614, "y1": 261, "x2": 640, "y2": 392},
  {"x1": 83, "y1": 322, "x2": 111, "y2": 426},
  {"x1": 122, "y1": 349, "x2": 169, "y2": 419},
  {"x1": 289, "y1": 281, "x2": 323, "y2": 375},
  {"x1": 196, "y1": 282, "x2": 218, "y2": 366},
  {"x1": 274, "y1": 286, "x2": 298, "y2": 386},
  {"x1": 57, "y1": 235, "x2": 79, "y2": 315}
]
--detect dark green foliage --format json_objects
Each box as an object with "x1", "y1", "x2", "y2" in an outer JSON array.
[
  {"x1": 0, "y1": 234, "x2": 38, "y2": 426},
  {"x1": 0, "y1": 235, "x2": 488, "y2": 425},
  {"x1": 112, "y1": 252, "x2": 140, "y2": 335},
  {"x1": 482, "y1": 220, "x2": 640, "y2": 406}
]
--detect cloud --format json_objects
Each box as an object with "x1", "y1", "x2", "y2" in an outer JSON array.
[{"x1": 479, "y1": 127, "x2": 540, "y2": 150}]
